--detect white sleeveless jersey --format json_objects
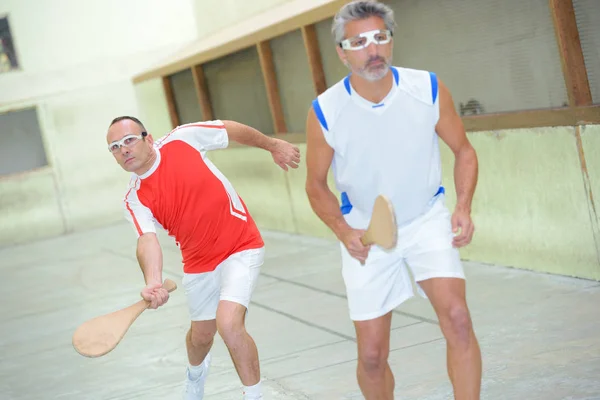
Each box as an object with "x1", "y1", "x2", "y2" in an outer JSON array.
[{"x1": 313, "y1": 66, "x2": 444, "y2": 229}]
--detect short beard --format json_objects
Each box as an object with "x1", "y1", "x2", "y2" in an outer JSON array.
[{"x1": 345, "y1": 55, "x2": 392, "y2": 82}]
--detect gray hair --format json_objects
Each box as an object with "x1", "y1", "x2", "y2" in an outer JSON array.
[{"x1": 331, "y1": 1, "x2": 396, "y2": 45}]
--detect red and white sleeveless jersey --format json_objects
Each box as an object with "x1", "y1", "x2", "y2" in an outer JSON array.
[{"x1": 122, "y1": 120, "x2": 264, "y2": 274}]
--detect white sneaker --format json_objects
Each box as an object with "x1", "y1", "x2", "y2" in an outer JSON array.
[{"x1": 184, "y1": 353, "x2": 211, "y2": 400}]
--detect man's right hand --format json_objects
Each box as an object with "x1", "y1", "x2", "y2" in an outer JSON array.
[
  {"x1": 339, "y1": 228, "x2": 371, "y2": 264},
  {"x1": 141, "y1": 282, "x2": 170, "y2": 309}
]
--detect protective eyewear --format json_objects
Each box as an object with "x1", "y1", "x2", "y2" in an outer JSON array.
[
  {"x1": 108, "y1": 132, "x2": 147, "y2": 153},
  {"x1": 340, "y1": 29, "x2": 393, "y2": 51}
]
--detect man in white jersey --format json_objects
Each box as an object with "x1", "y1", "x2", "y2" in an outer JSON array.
[{"x1": 305, "y1": 1, "x2": 481, "y2": 399}]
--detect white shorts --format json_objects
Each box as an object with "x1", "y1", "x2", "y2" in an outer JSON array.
[
  {"x1": 181, "y1": 247, "x2": 265, "y2": 321},
  {"x1": 341, "y1": 196, "x2": 464, "y2": 321}
]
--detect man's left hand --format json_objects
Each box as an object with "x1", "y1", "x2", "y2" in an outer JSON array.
[
  {"x1": 270, "y1": 138, "x2": 301, "y2": 171},
  {"x1": 451, "y1": 209, "x2": 474, "y2": 248}
]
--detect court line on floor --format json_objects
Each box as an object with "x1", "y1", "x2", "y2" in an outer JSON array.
[
  {"x1": 260, "y1": 272, "x2": 439, "y2": 325},
  {"x1": 101, "y1": 248, "x2": 362, "y2": 343},
  {"x1": 153, "y1": 244, "x2": 436, "y2": 325},
  {"x1": 260, "y1": 339, "x2": 350, "y2": 363},
  {"x1": 103, "y1": 248, "x2": 437, "y2": 338},
  {"x1": 250, "y1": 300, "x2": 357, "y2": 342},
  {"x1": 269, "y1": 337, "x2": 445, "y2": 382}
]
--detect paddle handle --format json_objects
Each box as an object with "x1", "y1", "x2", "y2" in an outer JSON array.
[
  {"x1": 360, "y1": 231, "x2": 373, "y2": 246},
  {"x1": 141, "y1": 278, "x2": 178, "y2": 309},
  {"x1": 162, "y1": 278, "x2": 177, "y2": 293}
]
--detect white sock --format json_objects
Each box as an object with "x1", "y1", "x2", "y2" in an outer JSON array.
[
  {"x1": 188, "y1": 362, "x2": 206, "y2": 380},
  {"x1": 243, "y1": 380, "x2": 262, "y2": 400}
]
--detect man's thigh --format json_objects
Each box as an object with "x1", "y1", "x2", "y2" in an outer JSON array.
[
  {"x1": 417, "y1": 277, "x2": 471, "y2": 332},
  {"x1": 183, "y1": 247, "x2": 265, "y2": 321},
  {"x1": 341, "y1": 244, "x2": 414, "y2": 322},
  {"x1": 182, "y1": 269, "x2": 221, "y2": 321},
  {"x1": 404, "y1": 199, "x2": 465, "y2": 284},
  {"x1": 354, "y1": 311, "x2": 393, "y2": 357},
  {"x1": 219, "y1": 247, "x2": 265, "y2": 309}
]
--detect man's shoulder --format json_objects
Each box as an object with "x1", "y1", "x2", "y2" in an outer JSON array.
[
  {"x1": 315, "y1": 76, "x2": 350, "y2": 103},
  {"x1": 123, "y1": 175, "x2": 140, "y2": 196},
  {"x1": 394, "y1": 66, "x2": 439, "y2": 105},
  {"x1": 312, "y1": 76, "x2": 352, "y2": 131},
  {"x1": 394, "y1": 65, "x2": 434, "y2": 76}
]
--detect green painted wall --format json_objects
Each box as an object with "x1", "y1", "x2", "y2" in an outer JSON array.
[
  {"x1": 440, "y1": 127, "x2": 600, "y2": 281},
  {"x1": 200, "y1": 126, "x2": 600, "y2": 281}
]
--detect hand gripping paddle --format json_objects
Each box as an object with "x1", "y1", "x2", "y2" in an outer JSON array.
[
  {"x1": 72, "y1": 278, "x2": 177, "y2": 358},
  {"x1": 360, "y1": 195, "x2": 398, "y2": 250}
]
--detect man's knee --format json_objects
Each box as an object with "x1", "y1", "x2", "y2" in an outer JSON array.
[
  {"x1": 216, "y1": 301, "x2": 246, "y2": 342},
  {"x1": 440, "y1": 303, "x2": 473, "y2": 346},
  {"x1": 359, "y1": 344, "x2": 389, "y2": 373},
  {"x1": 354, "y1": 314, "x2": 392, "y2": 375},
  {"x1": 189, "y1": 321, "x2": 217, "y2": 348}
]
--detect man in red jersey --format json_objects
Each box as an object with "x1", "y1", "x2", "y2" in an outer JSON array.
[{"x1": 106, "y1": 116, "x2": 300, "y2": 400}]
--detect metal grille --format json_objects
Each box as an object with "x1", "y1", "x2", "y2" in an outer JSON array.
[
  {"x1": 169, "y1": 69, "x2": 203, "y2": 124},
  {"x1": 573, "y1": 0, "x2": 600, "y2": 104},
  {"x1": 385, "y1": 0, "x2": 568, "y2": 114}
]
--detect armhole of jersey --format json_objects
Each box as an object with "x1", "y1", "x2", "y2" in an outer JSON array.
[
  {"x1": 429, "y1": 71, "x2": 441, "y2": 123},
  {"x1": 312, "y1": 98, "x2": 328, "y2": 131},
  {"x1": 429, "y1": 71, "x2": 438, "y2": 104},
  {"x1": 312, "y1": 97, "x2": 336, "y2": 149}
]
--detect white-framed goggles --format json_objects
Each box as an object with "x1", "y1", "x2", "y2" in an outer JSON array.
[
  {"x1": 108, "y1": 132, "x2": 147, "y2": 153},
  {"x1": 340, "y1": 29, "x2": 393, "y2": 51}
]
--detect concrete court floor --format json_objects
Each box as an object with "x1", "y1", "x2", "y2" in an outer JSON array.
[{"x1": 1, "y1": 221, "x2": 600, "y2": 400}]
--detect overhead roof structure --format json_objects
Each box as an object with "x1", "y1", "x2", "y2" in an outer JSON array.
[{"x1": 132, "y1": 0, "x2": 347, "y2": 84}]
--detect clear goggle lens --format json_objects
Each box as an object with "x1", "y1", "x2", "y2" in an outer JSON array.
[
  {"x1": 108, "y1": 133, "x2": 146, "y2": 153},
  {"x1": 340, "y1": 29, "x2": 393, "y2": 51}
]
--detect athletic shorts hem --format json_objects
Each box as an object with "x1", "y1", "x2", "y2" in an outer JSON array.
[
  {"x1": 190, "y1": 313, "x2": 217, "y2": 322},
  {"x1": 219, "y1": 295, "x2": 251, "y2": 309},
  {"x1": 407, "y1": 246, "x2": 458, "y2": 257},
  {"x1": 414, "y1": 272, "x2": 465, "y2": 283},
  {"x1": 349, "y1": 292, "x2": 414, "y2": 322}
]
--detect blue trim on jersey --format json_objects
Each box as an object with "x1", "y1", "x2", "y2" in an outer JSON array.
[
  {"x1": 429, "y1": 71, "x2": 438, "y2": 104},
  {"x1": 372, "y1": 103, "x2": 385, "y2": 108},
  {"x1": 340, "y1": 186, "x2": 443, "y2": 216},
  {"x1": 392, "y1": 67, "x2": 399, "y2": 85},
  {"x1": 340, "y1": 192, "x2": 353, "y2": 215},
  {"x1": 312, "y1": 98, "x2": 329, "y2": 131},
  {"x1": 344, "y1": 75, "x2": 352, "y2": 95}
]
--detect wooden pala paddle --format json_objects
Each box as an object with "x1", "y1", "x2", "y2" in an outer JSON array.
[
  {"x1": 72, "y1": 278, "x2": 177, "y2": 358},
  {"x1": 361, "y1": 195, "x2": 398, "y2": 250}
]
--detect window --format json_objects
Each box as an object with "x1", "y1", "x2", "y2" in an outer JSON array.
[
  {"x1": 0, "y1": 108, "x2": 48, "y2": 176},
  {"x1": 0, "y1": 16, "x2": 20, "y2": 73}
]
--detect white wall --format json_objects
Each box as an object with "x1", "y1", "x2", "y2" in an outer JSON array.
[{"x1": 0, "y1": 0, "x2": 197, "y2": 245}]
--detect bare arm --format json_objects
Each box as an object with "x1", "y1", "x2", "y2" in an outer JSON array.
[
  {"x1": 304, "y1": 107, "x2": 352, "y2": 240},
  {"x1": 435, "y1": 79, "x2": 479, "y2": 213},
  {"x1": 305, "y1": 107, "x2": 370, "y2": 262},
  {"x1": 222, "y1": 120, "x2": 300, "y2": 170},
  {"x1": 223, "y1": 120, "x2": 276, "y2": 151},
  {"x1": 136, "y1": 233, "x2": 170, "y2": 309},
  {"x1": 136, "y1": 233, "x2": 163, "y2": 285}
]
